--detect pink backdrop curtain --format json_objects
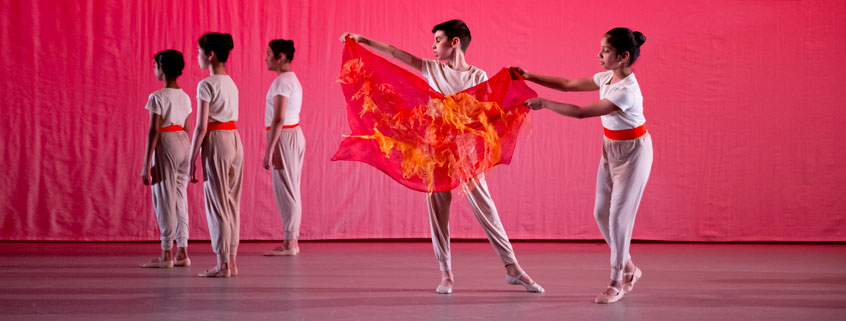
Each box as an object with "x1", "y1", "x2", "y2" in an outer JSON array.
[{"x1": 1, "y1": 0, "x2": 844, "y2": 241}]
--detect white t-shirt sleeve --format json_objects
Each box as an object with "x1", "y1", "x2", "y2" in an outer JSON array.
[
  {"x1": 606, "y1": 87, "x2": 635, "y2": 112},
  {"x1": 144, "y1": 93, "x2": 160, "y2": 115},
  {"x1": 477, "y1": 70, "x2": 489, "y2": 83},
  {"x1": 593, "y1": 71, "x2": 608, "y2": 87},
  {"x1": 197, "y1": 80, "x2": 212, "y2": 102},
  {"x1": 277, "y1": 78, "x2": 295, "y2": 98},
  {"x1": 420, "y1": 59, "x2": 437, "y2": 80},
  {"x1": 182, "y1": 93, "x2": 193, "y2": 115}
]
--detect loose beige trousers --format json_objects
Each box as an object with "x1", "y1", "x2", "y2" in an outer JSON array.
[
  {"x1": 427, "y1": 175, "x2": 518, "y2": 271},
  {"x1": 593, "y1": 133, "x2": 653, "y2": 280},
  {"x1": 151, "y1": 131, "x2": 190, "y2": 250},
  {"x1": 268, "y1": 127, "x2": 305, "y2": 240},
  {"x1": 202, "y1": 130, "x2": 244, "y2": 261}
]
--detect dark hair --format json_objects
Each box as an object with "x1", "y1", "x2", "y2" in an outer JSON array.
[
  {"x1": 154, "y1": 50, "x2": 185, "y2": 78},
  {"x1": 198, "y1": 32, "x2": 235, "y2": 63},
  {"x1": 604, "y1": 28, "x2": 646, "y2": 65},
  {"x1": 268, "y1": 39, "x2": 295, "y2": 62},
  {"x1": 432, "y1": 19, "x2": 471, "y2": 53}
]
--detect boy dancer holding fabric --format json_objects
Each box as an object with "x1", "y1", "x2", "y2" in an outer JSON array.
[{"x1": 341, "y1": 20, "x2": 544, "y2": 294}]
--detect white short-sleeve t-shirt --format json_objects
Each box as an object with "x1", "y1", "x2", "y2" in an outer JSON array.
[
  {"x1": 593, "y1": 70, "x2": 645, "y2": 130},
  {"x1": 197, "y1": 75, "x2": 239, "y2": 122},
  {"x1": 420, "y1": 59, "x2": 488, "y2": 95},
  {"x1": 265, "y1": 72, "x2": 302, "y2": 127},
  {"x1": 145, "y1": 88, "x2": 192, "y2": 127}
]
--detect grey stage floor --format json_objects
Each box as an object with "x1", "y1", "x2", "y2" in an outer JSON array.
[{"x1": 0, "y1": 241, "x2": 844, "y2": 321}]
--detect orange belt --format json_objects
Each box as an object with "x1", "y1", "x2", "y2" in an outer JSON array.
[
  {"x1": 604, "y1": 124, "x2": 646, "y2": 140},
  {"x1": 157, "y1": 125, "x2": 183, "y2": 133},
  {"x1": 208, "y1": 121, "x2": 236, "y2": 131},
  {"x1": 266, "y1": 123, "x2": 299, "y2": 130}
]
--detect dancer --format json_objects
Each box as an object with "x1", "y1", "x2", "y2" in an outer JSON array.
[
  {"x1": 140, "y1": 50, "x2": 192, "y2": 269},
  {"x1": 341, "y1": 19, "x2": 544, "y2": 294},
  {"x1": 261, "y1": 39, "x2": 306, "y2": 256},
  {"x1": 189, "y1": 32, "x2": 244, "y2": 278},
  {"x1": 512, "y1": 27, "x2": 650, "y2": 303}
]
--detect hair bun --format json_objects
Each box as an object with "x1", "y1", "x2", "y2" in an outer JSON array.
[
  {"x1": 223, "y1": 33, "x2": 235, "y2": 50},
  {"x1": 268, "y1": 39, "x2": 296, "y2": 62},
  {"x1": 633, "y1": 31, "x2": 646, "y2": 46}
]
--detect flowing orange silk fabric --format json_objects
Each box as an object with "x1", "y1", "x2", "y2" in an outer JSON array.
[{"x1": 332, "y1": 39, "x2": 536, "y2": 192}]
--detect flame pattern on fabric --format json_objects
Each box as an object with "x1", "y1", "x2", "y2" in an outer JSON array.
[{"x1": 332, "y1": 39, "x2": 537, "y2": 192}]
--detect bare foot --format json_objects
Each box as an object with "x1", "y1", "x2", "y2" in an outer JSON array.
[
  {"x1": 140, "y1": 257, "x2": 173, "y2": 268},
  {"x1": 197, "y1": 266, "x2": 230, "y2": 278}
]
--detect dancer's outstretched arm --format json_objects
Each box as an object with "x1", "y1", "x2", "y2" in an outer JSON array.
[
  {"x1": 511, "y1": 66, "x2": 598, "y2": 92},
  {"x1": 525, "y1": 97, "x2": 620, "y2": 119},
  {"x1": 340, "y1": 33, "x2": 423, "y2": 71}
]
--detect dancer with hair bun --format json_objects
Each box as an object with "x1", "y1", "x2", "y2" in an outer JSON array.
[
  {"x1": 512, "y1": 27, "x2": 651, "y2": 304},
  {"x1": 262, "y1": 39, "x2": 306, "y2": 257},
  {"x1": 189, "y1": 32, "x2": 244, "y2": 278}
]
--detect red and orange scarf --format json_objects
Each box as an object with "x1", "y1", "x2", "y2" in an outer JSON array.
[{"x1": 332, "y1": 39, "x2": 536, "y2": 193}]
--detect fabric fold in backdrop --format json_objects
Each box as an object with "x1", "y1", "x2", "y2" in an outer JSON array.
[{"x1": 332, "y1": 39, "x2": 536, "y2": 193}]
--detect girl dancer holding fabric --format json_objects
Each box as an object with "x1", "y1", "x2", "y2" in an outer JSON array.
[
  {"x1": 140, "y1": 50, "x2": 192, "y2": 269},
  {"x1": 512, "y1": 28, "x2": 651, "y2": 303},
  {"x1": 189, "y1": 32, "x2": 244, "y2": 278},
  {"x1": 261, "y1": 39, "x2": 306, "y2": 257}
]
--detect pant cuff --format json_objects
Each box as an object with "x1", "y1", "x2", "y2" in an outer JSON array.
[
  {"x1": 501, "y1": 255, "x2": 518, "y2": 267},
  {"x1": 161, "y1": 239, "x2": 173, "y2": 251},
  {"x1": 438, "y1": 259, "x2": 451, "y2": 271}
]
